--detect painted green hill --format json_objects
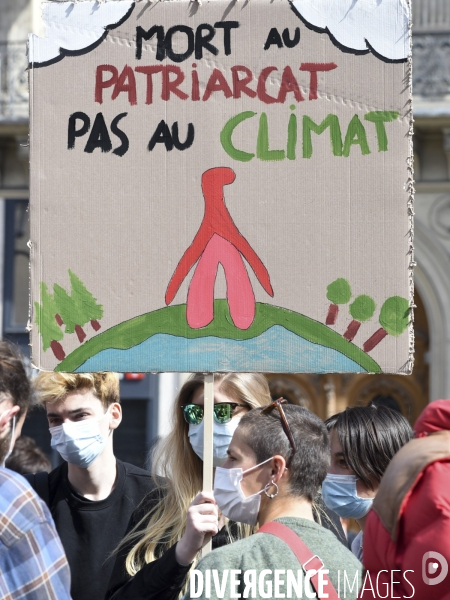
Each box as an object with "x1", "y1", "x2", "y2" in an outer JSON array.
[{"x1": 55, "y1": 300, "x2": 381, "y2": 372}]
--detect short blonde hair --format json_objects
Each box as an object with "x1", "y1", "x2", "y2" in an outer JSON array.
[{"x1": 34, "y1": 372, "x2": 120, "y2": 408}]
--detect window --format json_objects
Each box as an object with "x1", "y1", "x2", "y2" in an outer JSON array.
[{"x1": 3, "y1": 200, "x2": 29, "y2": 345}]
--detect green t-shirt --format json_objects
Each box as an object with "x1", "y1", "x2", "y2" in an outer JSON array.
[{"x1": 186, "y1": 517, "x2": 362, "y2": 599}]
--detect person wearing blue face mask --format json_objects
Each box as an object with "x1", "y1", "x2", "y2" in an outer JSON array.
[
  {"x1": 33, "y1": 372, "x2": 156, "y2": 600},
  {"x1": 184, "y1": 401, "x2": 362, "y2": 600},
  {"x1": 107, "y1": 375, "x2": 346, "y2": 600},
  {"x1": 321, "y1": 404, "x2": 413, "y2": 561},
  {"x1": 185, "y1": 382, "x2": 249, "y2": 467},
  {"x1": 107, "y1": 373, "x2": 271, "y2": 600}
]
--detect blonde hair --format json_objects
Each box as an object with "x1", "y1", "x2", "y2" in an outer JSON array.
[
  {"x1": 124, "y1": 373, "x2": 271, "y2": 576},
  {"x1": 34, "y1": 372, "x2": 120, "y2": 408}
]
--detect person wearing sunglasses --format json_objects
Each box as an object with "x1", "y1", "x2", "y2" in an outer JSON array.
[
  {"x1": 106, "y1": 373, "x2": 271, "y2": 600},
  {"x1": 107, "y1": 376, "x2": 346, "y2": 600},
  {"x1": 185, "y1": 401, "x2": 362, "y2": 600}
]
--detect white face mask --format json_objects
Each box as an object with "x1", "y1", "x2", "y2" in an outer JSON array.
[
  {"x1": 1, "y1": 415, "x2": 16, "y2": 468},
  {"x1": 188, "y1": 418, "x2": 240, "y2": 467},
  {"x1": 214, "y1": 457, "x2": 274, "y2": 525},
  {"x1": 50, "y1": 410, "x2": 111, "y2": 469}
]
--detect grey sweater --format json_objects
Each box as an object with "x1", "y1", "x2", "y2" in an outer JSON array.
[{"x1": 186, "y1": 517, "x2": 362, "y2": 600}]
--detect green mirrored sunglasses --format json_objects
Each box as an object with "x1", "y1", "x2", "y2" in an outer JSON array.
[{"x1": 182, "y1": 402, "x2": 245, "y2": 425}]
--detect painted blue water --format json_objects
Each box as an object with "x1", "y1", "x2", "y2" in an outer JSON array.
[{"x1": 77, "y1": 325, "x2": 366, "y2": 373}]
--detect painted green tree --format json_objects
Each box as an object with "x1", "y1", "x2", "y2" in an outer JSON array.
[
  {"x1": 69, "y1": 270, "x2": 103, "y2": 332},
  {"x1": 325, "y1": 278, "x2": 351, "y2": 325},
  {"x1": 363, "y1": 296, "x2": 410, "y2": 352},
  {"x1": 53, "y1": 282, "x2": 86, "y2": 343},
  {"x1": 53, "y1": 270, "x2": 103, "y2": 343},
  {"x1": 343, "y1": 295, "x2": 376, "y2": 342},
  {"x1": 34, "y1": 282, "x2": 65, "y2": 361}
]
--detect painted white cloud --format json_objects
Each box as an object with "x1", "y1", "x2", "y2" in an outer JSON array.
[
  {"x1": 291, "y1": 0, "x2": 410, "y2": 61},
  {"x1": 28, "y1": 1, "x2": 134, "y2": 65}
]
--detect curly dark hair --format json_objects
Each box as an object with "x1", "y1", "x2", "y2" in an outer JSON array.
[{"x1": 0, "y1": 341, "x2": 31, "y2": 417}]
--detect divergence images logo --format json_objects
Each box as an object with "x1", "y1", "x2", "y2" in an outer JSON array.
[{"x1": 422, "y1": 551, "x2": 448, "y2": 585}]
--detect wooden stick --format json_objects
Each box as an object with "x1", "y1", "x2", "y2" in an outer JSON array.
[{"x1": 202, "y1": 373, "x2": 214, "y2": 556}]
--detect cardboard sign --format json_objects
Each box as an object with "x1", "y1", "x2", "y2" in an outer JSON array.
[{"x1": 29, "y1": 0, "x2": 413, "y2": 374}]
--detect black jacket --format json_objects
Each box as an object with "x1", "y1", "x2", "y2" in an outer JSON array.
[{"x1": 48, "y1": 460, "x2": 155, "y2": 600}]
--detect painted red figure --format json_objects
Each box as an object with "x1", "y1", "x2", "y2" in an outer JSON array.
[{"x1": 165, "y1": 167, "x2": 273, "y2": 329}]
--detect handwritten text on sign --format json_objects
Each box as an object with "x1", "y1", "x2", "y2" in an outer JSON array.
[{"x1": 67, "y1": 22, "x2": 398, "y2": 161}]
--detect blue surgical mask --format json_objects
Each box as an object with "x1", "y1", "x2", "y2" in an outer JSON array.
[
  {"x1": 50, "y1": 410, "x2": 111, "y2": 468},
  {"x1": 188, "y1": 418, "x2": 240, "y2": 467},
  {"x1": 322, "y1": 473, "x2": 374, "y2": 519}
]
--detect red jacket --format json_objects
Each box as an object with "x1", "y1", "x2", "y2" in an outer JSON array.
[{"x1": 361, "y1": 400, "x2": 450, "y2": 599}]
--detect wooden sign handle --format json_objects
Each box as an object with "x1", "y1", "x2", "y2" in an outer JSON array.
[{"x1": 202, "y1": 372, "x2": 214, "y2": 556}]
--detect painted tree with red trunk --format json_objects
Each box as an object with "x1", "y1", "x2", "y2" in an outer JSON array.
[
  {"x1": 363, "y1": 296, "x2": 409, "y2": 352},
  {"x1": 325, "y1": 278, "x2": 351, "y2": 325},
  {"x1": 53, "y1": 271, "x2": 103, "y2": 343},
  {"x1": 53, "y1": 282, "x2": 86, "y2": 343},
  {"x1": 34, "y1": 283, "x2": 65, "y2": 361},
  {"x1": 343, "y1": 295, "x2": 376, "y2": 341},
  {"x1": 68, "y1": 270, "x2": 103, "y2": 333}
]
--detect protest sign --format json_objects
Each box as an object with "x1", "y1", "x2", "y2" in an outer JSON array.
[{"x1": 29, "y1": 0, "x2": 413, "y2": 374}]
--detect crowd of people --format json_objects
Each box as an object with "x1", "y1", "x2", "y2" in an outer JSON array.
[{"x1": 0, "y1": 340, "x2": 449, "y2": 599}]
